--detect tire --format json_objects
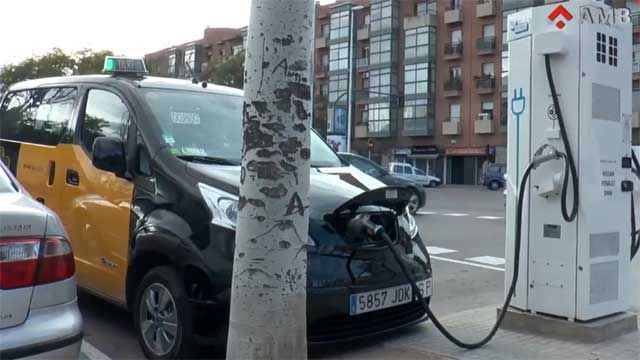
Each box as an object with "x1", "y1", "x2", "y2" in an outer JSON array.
[
  {"x1": 488, "y1": 180, "x2": 501, "y2": 191},
  {"x1": 408, "y1": 190, "x2": 421, "y2": 215},
  {"x1": 429, "y1": 180, "x2": 438, "y2": 188},
  {"x1": 134, "y1": 266, "x2": 197, "y2": 359}
]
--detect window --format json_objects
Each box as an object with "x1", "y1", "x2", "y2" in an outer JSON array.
[
  {"x1": 320, "y1": 83, "x2": 329, "y2": 97},
  {"x1": 0, "y1": 87, "x2": 77, "y2": 146},
  {"x1": 82, "y1": 90, "x2": 130, "y2": 152},
  {"x1": 501, "y1": 50, "x2": 509, "y2": 77},
  {"x1": 168, "y1": 53, "x2": 176, "y2": 75},
  {"x1": 482, "y1": 63, "x2": 495, "y2": 77},
  {"x1": 404, "y1": 63, "x2": 431, "y2": 95},
  {"x1": 368, "y1": 102, "x2": 391, "y2": 134},
  {"x1": 361, "y1": 71, "x2": 370, "y2": 91},
  {"x1": 416, "y1": 1, "x2": 437, "y2": 16},
  {"x1": 321, "y1": 54, "x2": 329, "y2": 68},
  {"x1": 330, "y1": 11, "x2": 350, "y2": 40},
  {"x1": 232, "y1": 45, "x2": 244, "y2": 55},
  {"x1": 404, "y1": 26, "x2": 436, "y2": 59},
  {"x1": 330, "y1": 42, "x2": 349, "y2": 71},
  {"x1": 184, "y1": 48, "x2": 196, "y2": 74},
  {"x1": 449, "y1": 0, "x2": 461, "y2": 10},
  {"x1": 321, "y1": 23, "x2": 330, "y2": 37},
  {"x1": 481, "y1": 101, "x2": 494, "y2": 118},
  {"x1": 369, "y1": 68, "x2": 393, "y2": 97},
  {"x1": 415, "y1": 168, "x2": 426, "y2": 176},
  {"x1": 450, "y1": 66, "x2": 462, "y2": 79},
  {"x1": 451, "y1": 29, "x2": 462, "y2": 45},
  {"x1": 359, "y1": 104, "x2": 369, "y2": 124},
  {"x1": 449, "y1": 103, "x2": 461, "y2": 121},
  {"x1": 370, "y1": 0, "x2": 393, "y2": 32},
  {"x1": 403, "y1": 165, "x2": 413, "y2": 174},
  {"x1": 403, "y1": 99, "x2": 430, "y2": 132},
  {"x1": 328, "y1": 107, "x2": 347, "y2": 133},
  {"x1": 483, "y1": 24, "x2": 495, "y2": 38},
  {"x1": 364, "y1": 14, "x2": 370, "y2": 26},
  {"x1": 370, "y1": 34, "x2": 392, "y2": 65},
  {"x1": 328, "y1": 74, "x2": 348, "y2": 102},
  {"x1": 393, "y1": 165, "x2": 402, "y2": 173}
]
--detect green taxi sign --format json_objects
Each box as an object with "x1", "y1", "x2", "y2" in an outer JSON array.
[{"x1": 102, "y1": 56, "x2": 148, "y2": 75}]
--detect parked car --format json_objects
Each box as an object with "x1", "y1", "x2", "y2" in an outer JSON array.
[
  {"x1": 339, "y1": 152, "x2": 426, "y2": 214},
  {"x1": 388, "y1": 162, "x2": 441, "y2": 187},
  {"x1": 0, "y1": 160, "x2": 83, "y2": 359},
  {"x1": 0, "y1": 58, "x2": 432, "y2": 358},
  {"x1": 482, "y1": 163, "x2": 506, "y2": 190}
]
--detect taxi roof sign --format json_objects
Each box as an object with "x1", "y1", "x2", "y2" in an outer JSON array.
[{"x1": 103, "y1": 57, "x2": 148, "y2": 76}]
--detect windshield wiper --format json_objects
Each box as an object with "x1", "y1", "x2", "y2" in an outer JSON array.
[{"x1": 177, "y1": 155, "x2": 239, "y2": 166}]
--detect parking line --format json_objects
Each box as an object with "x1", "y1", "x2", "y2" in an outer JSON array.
[
  {"x1": 476, "y1": 216, "x2": 504, "y2": 220},
  {"x1": 430, "y1": 255, "x2": 505, "y2": 272},
  {"x1": 416, "y1": 211, "x2": 438, "y2": 215},
  {"x1": 442, "y1": 213, "x2": 469, "y2": 217},
  {"x1": 466, "y1": 256, "x2": 506, "y2": 266},
  {"x1": 426, "y1": 246, "x2": 458, "y2": 255},
  {"x1": 81, "y1": 341, "x2": 112, "y2": 360}
]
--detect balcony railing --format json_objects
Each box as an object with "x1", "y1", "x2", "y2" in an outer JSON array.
[
  {"x1": 444, "y1": 6, "x2": 463, "y2": 24},
  {"x1": 634, "y1": 60, "x2": 640, "y2": 74},
  {"x1": 444, "y1": 43, "x2": 463, "y2": 59},
  {"x1": 444, "y1": 78, "x2": 463, "y2": 91},
  {"x1": 356, "y1": 58, "x2": 369, "y2": 69},
  {"x1": 443, "y1": 118, "x2": 461, "y2": 136},
  {"x1": 476, "y1": 37, "x2": 496, "y2": 54},
  {"x1": 476, "y1": 76, "x2": 495, "y2": 93}
]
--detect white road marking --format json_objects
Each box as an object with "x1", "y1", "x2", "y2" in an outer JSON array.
[
  {"x1": 430, "y1": 256, "x2": 505, "y2": 272},
  {"x1": 416, "y1": 211, "x2": 437, "y2": 215},
  {"x1": 466, "y1": 256, "x2": 506, "y2": 266},
  {"x1": 442, "y1": 213, "x2": 469, "y2": 217},
  {"x1": 81, "y1": 340, "x2": 112, "y2": 360},
  {"x1": 476, "y1": 216, "x2": 504, "y2": 220},
  {"x1": 426, "y1": 246, "x2": 458, "y2": 255}
]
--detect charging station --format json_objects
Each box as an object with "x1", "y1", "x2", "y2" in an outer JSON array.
[{"x1": 505, "y1": 0, "x2": 636, "y2": 323}]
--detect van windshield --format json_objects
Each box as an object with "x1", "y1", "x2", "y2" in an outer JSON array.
[{"x1": 142, "y1": 89, "x2": 342, "y2": 168}]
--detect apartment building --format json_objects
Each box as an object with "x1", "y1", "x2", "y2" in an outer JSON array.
[
  {"x1": 145, "y1": 27, "x2": 246, "y2": 80},
  {"x1": 315, "y1": 0, "x2": 506, "y2": 185}
]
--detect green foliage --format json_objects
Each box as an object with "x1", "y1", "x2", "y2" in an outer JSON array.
[
  {"x1": 208, "y1": 51, "x2": 245, "y2": 89},
  {"x1": 0, "y1": 48, "x2": 116, "y2": 88}
]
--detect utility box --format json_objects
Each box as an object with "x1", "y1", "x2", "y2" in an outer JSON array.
[{"x1": 505, "y1": 0, "x2": 633, "y2": 321}]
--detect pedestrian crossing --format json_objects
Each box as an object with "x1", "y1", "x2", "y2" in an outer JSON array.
[{"x1": 426, "y1": 246, "x2": 505, "y2": 272}]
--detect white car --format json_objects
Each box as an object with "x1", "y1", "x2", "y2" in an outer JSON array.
[
  {"x1": 388, "y1": 162, "x2": 441, "y2": 187},
  {"x1": 0, "y1": 161, "x2": 83, "y2": 359}
]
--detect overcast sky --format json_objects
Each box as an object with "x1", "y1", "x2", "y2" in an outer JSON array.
[{"x1": 0, "y1": 0, "x2": 335, "y2": 67}]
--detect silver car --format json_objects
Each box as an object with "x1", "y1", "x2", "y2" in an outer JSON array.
[{"x1": 0, "y1": 161, "x2": 83, "y2": 359}]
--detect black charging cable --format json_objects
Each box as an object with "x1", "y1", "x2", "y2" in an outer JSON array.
[
  {"x1": 545, "y1": 55, "x2": 579, "y2": 223},
  {"x1": 631, "y1": 150, "x2": 640, "y2": 260}
]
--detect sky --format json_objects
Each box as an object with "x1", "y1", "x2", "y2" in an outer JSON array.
[{"x1": 0, "y1": 0, "x2": 336, "y2": 67}]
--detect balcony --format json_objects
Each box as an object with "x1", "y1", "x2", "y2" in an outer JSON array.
[
  {"x1": 315, "y1": 64, "x2": 329, "y2": 78},
  {"x1": 357, "y1": 27, "x2": 369, "y2": 41},
  {"x1": 476, "y1": 0, "x2": 495, "y2": 18},
  {"x1": 315, "y1": 36, "x2": 328, "y2": 49},
  {"x1": 356, "y1": 58, "x2": 368, "y2": 71},
  {"x1": 404, "y1": 14, "x2": 438, "y2": 30},
  {"x1": 444, "y1": 6, "x2": 463, "y2": 24},
  {"x1": 442, "y1": 119, "x2": 461, "y2": 136},
  {"x1": 475, "y1": 114, "x2": 494, "y2": 134},
  {"x1": 476, "y1": 76, "x2": 495, "y2": 94},
  {"x1": 444, "y1": 78, "x2": 463, "y2": 97},
  {"x1": 444, "y1": 43, "x2": 463, "y2": 60},
  {"x1": 355, "y1": 124, "x2": 368, "y2": 138},
  {"x1": 633, "y1": 13, "x2": 640, "y2": 32},
  {"x1": 634, "y1": 60, "x2": 640, "y2": 79},
  {"x1": 476, "y1": 37, "x2": 496, "y2": 55}
]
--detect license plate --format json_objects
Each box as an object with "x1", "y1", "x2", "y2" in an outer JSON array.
[{"x1": 349, "y1": 279, "x2": 432, "y2": 315}]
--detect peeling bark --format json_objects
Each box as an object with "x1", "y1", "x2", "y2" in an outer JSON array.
[{"x1": 227, "y1": 0, "x2": 314, "y2": 359}]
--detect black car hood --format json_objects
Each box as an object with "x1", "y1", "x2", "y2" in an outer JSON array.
[{"x1": 186, "y1": 163, "x2": 387, "y2": 219}]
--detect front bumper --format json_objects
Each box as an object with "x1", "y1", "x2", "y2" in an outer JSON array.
[{"x1": 0, "y1": 299, "x2": 83, "y2": 359}]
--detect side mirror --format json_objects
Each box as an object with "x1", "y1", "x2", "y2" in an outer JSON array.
[{"x1": 92, "y1": 137, "x2": 126, "y2": 176}]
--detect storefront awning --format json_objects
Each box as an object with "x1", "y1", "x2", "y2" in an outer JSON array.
[{"x1": 445, "y1": 146, "x2": 488, "y2": 157}]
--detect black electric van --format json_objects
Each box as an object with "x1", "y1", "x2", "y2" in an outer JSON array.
[{"x1": 0, "y1": 59, "x2": 432, "y2": 359}]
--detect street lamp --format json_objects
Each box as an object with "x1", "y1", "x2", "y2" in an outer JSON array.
[{"x1": 346, "y1": 5, "x2": 365, "y2": 153}]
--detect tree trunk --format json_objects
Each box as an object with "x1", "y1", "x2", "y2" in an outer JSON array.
[{"x1": 226, "y1": 0, "x2": 314, "y2": 359}]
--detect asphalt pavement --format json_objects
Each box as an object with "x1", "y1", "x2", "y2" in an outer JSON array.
[{"x1": 78, "y1": 185, "x2": 507, "y2": 359}]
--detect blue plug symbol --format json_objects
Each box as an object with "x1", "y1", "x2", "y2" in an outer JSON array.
[
  {"x1": 511, "y1": 88, "x2": 526, "y2": 188},
  {"x1": 511, "y1": 88, "x2": 526, "y2": 118}
]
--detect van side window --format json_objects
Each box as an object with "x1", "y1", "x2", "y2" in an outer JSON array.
[
  {"x1": 393, "y1": 165, "x2": 402, "y2": 173},
  {"x1": 82, "y1": 89, "x2": 130, "y2": 152},
  {"x1": 0, "y1": 88, "x2": 77, "y2": 145}
]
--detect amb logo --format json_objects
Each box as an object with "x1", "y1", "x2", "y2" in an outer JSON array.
[
  {"x1": 580, "y1": 5, "x2": 631, "y2": 26},
  {"x1": 548, "y1": 5, "x2": 573, "y2": 30}
]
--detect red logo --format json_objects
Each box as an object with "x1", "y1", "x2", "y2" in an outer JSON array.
[{"x1": 548, "y1": 5, "x2": 573, "y2": 30}]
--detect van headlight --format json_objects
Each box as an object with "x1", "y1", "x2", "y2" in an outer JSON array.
[
  {"x1": 199, "y1": 183, "x2": 239, "y2": 230},
  {"x1": 399, "y1": 208, "x2": 419, "y2": 239},
  {"x1": 198, "y1": 182, "x2": 317, "y2": 246}
]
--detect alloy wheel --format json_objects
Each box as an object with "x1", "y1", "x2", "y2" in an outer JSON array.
[{"x1": 139, "y1": 283, "x2": 178, "y2": 356}]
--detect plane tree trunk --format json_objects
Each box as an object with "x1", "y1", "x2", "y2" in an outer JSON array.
[{"x1": 226, "y1": 0, "x2": 315, "y2": 358}]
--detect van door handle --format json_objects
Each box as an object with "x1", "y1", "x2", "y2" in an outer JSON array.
[
  {"x1": 66, "y1": 169, "x2": 80, "y2": 186},
  {"x1": 48, "y1": 161, "x2": 56, "y2": 186}
]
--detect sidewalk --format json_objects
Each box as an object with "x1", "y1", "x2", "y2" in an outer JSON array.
[{"x1": 322, "y1": 307, "x2": 640, "y2": 360}]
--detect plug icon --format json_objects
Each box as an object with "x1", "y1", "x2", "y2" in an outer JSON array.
[{"x1": 511, "y1": 88, "x2": 526, "y2": 117}]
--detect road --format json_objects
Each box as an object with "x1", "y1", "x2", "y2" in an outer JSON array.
[{"x1": 77, "y1": 186, "x2": 507, "y2": 359}]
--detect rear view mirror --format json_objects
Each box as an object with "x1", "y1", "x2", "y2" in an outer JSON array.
[{"x1": 92, "y1": 137, "x2": 126, "y2": 176}]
